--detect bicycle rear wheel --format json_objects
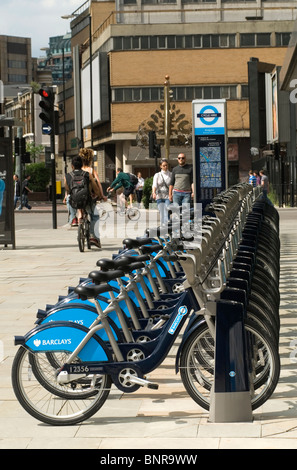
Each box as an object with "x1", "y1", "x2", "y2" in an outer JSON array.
[
  {"x1": 78, "y1": 222, "x2": 85, "y2": 252},
  {"x1": 85, "y1": 220, "x2": 91, "y2": 250},
  {"x1": 127, "y1": 207, "x2": 140, "y2": 221},
  {"x1": 12, "y1": 347, "x2": 112, "y2": 426}
]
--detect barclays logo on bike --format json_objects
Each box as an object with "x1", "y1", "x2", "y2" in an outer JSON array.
[
  {"x1": 168, "y1": 306, "x2": 188, "y2": 335},
  {"x1": 33, "y1": 338, "x2": 71, "y2": 348}
]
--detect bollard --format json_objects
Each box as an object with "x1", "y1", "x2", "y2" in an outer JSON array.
[{"x1": 209, "y1": 299, "x2": 253, "y2": 423}]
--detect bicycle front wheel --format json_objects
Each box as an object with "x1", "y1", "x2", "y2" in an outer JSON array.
[
  {"x1": 12, "y1": 347, "x2": 112, "y2": 426},
  {"x1": 180, "y1": 319, "x2": 280, "y2": 411}
]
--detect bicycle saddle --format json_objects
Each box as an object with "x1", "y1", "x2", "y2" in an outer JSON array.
[
  {"x1": 118, "y1": 254, "x2": 150, "y2": 263},
  {"x1": 140, "y1": 245, "x2": 163, "y2": 254},
  {"x1": 122, "y1": 237, "x2": 154, "y2": 249},
  {"x1": 120, "y1": 262, "x2": 145, "y2": 273},
  {"x1": 88, "y1": 269, "x2": 124, "y2": 284},
  {"x1": 96, "y1": 257, "x2": 133, "y2": 271},
  {"x1": 75, "y1": 283, "x2": 113, "y2": 300}
]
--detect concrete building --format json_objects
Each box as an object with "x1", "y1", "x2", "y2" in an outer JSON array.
[
  {"x1": 60, "y1": 0, "x2": 297, "y2": 185},
  {"x1": 38, "y1": 33, "x2": 73, "y2": 86},
  {"x1": 0, "y1": 35, "x2": 32, "y2": 86}
]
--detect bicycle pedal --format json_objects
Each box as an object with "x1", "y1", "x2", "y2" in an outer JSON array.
[
  {"x1": 147, "y1": 382, "x2": 159, "y2": 390},
  {"x1": 129, "y1": 375, "x2": 159, "y2": 390}
]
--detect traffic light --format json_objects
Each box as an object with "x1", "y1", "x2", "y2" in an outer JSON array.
[
  {"x1": 14, "y1": 137, "x2": 26, "y2": 156},
  {"x1": 148, "y1": 130, "x2": 161, "y2": 159},
  {"x1": 39, "y1": 87, "x2": 54, "y2": 133}
]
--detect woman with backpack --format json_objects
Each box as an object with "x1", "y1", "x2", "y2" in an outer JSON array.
[
  {"x1": 152, "y1": 159, "x2": 172, "y2": 225},
  {"x1": 79, "y1": 148, "x2": 105, "y2": 249},
  {"x1": 65, "y1": 155, "x2": 101, "y2": 248}
]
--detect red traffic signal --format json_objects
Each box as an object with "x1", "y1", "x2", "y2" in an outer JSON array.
[
  {"x1": 38, "y1": 87, "x2": 54, "y2": 129},
  {"x1": 39, "y1": 89, "x2": 50, "y2": 99}
]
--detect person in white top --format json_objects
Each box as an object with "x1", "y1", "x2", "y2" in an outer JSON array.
[
  {"x1": 135, "y1": 172, "x2": 144, "y2": 207},
  {"x1": 152, "y1": 159, "x2": 172, "y2": 225}
]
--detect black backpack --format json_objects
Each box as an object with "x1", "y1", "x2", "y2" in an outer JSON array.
[
  {"x1": 128, "y1": 173, "x2": 138, "y2": 187},
  {"x1": 68, "y1": 170, "x2": 90, "y2": 209}
]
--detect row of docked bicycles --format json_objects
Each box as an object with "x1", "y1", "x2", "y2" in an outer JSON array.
[{"x1": 11, "y1": 183, "x2": 281, "y2": 425}]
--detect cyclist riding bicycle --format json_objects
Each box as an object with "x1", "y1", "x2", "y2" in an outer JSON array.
[
  {"x1": 107, "y1": 168, "x2": 136, "y2": 211},
  {"x1": 64, "y1": 156, "x2": 101, "y2": 247}
]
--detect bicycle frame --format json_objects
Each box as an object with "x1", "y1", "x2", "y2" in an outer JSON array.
[{"x1": 16, "y1": 286, "x2": 199, "y2": 392}]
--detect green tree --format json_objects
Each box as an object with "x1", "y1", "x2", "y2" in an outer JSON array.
[
  {"x1": 26, "y1": 142, "x2": 44, "y2": 164},
  {"x1": 25, "y1": 162, "x2": 51, "y2": 192},
  {"x1": 142, "y1": 176, "x2": 153, "y2": 209}
]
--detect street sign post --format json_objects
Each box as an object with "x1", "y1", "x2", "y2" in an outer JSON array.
[{"x1": 192, "y1": 99, "x2": 228, "y2": 205}]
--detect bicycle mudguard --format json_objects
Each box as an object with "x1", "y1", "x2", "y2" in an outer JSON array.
[
  {"x1": 36, "y1": 305, "x2": 124, "y2": 343},
  {"x1": 174, "y1": 316, "x2": 206, "y2": 374},
  {"x1": 14, "y1": 321, "x2": 113, "y2": 362},
  {"x1": 38, "y1": 300, "x2": 133, "y2": 336}
]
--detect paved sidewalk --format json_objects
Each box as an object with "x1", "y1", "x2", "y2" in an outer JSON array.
[{"x1": 0, "y1": 208, "x2": 297, "y2": 450}]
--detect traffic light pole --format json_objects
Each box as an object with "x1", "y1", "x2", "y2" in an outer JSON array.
[
  {"x1": 51, "y1": 126, "x2": 57, "y2": 230},
  {"x1": 38, "y1": 86, "x2": 57, "y2": 229}
]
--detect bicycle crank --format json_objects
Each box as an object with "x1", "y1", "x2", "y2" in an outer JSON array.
[{"x1": 117, "y1": 367, "x2": 159, "y2": 392}]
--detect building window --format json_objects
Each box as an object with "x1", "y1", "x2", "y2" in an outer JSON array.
[
  {"x1": 240, "y1": 34, "x2": 255, "y2": 47},
  {"x1": 112, "y1": 85, "x2": 239, "y2": 102},
  {"x1": 257, "y1": 33, "x2": 271, "y2": 46},
  {"x1": 241, "y1": 85, "x2": 249, "y2": 99},
  {"x1": 113, "y1": 33, "x2": 236, "y2": 51},
  {"x1": 240, "y1": 33, "x2": 271, "y2": 47},
  {"x1": 7, "y1": 42, "x2": 27, "y2": 54},
  {"x1": 8, "y1": 74, "x2": 27, "y2": 83},
  {"x1": 8, "y1": 60, "x2": 27, "y2": 69},
  {"x1": 276, "y1": 32, "x2": 291, "y2": 47}
]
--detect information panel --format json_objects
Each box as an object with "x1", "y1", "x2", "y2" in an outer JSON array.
[
  {"x1": 192, "y1": 100, "x2": 228, "y2": 204},
  {"x1": 0, "y1": 136, "x2": 15, "y2": 248}
]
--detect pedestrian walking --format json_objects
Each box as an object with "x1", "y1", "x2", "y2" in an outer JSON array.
[
  {"x1": 168, "y1": 153, "x2": 193, "y2": 206},
  {"x1": 135, "y1": 172, "x2": 144, "y2": 208},
  {"x1": 13, "y1": 174, "x2": 21, "y2": 209},
  {"x1": 260, "y1": 169, "x2": 273, "y2": 205},
  {"x1": 248, "y1": 170, "x2": 257, "y2": 187},
  {"x1": 18, "y1": 175, "x2": 32, "y2": 210},
  {"x1": 152, "y1": 159, "x2": 172, "y2": 225},
  {"x1": 253, "y1": 170, "x2": 261, "y2": 186}
]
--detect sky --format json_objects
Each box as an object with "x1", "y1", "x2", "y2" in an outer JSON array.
[{"x1": 0, "y1": 0, "x2": 84, "y2": 57}]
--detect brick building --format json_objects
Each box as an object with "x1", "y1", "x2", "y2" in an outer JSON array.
[{"x1": 60, "y1": 0, "x2": 296, "y2": 185}]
